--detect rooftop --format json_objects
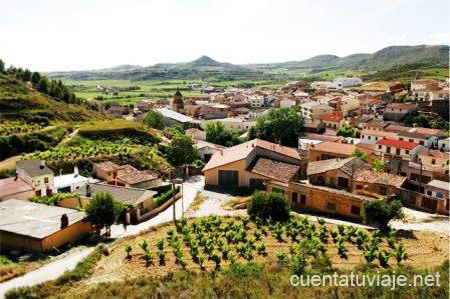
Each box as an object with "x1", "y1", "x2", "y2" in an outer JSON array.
[
  {"x1": 95, "y1": 161, "x2": 123, "y2": 172},
  {"x1": 310, "y1": 141, "x2": 356, "y2": 156},
  {"x1": 360, "y1": 129, "x2": 398, "y2": 139},
  {"x1": 0, "y1": 177, "x2": 33, "y2": 198},
  {"x1": 16, "y1": 160, "x2": 53, "y2": 177},
  {"x1": 0, "y1": 199, "x2": 86, "y2": 239},
  {"x1": 116, "y1": 165, "x2": 158, "y2": 185},
  {"x1": 156, "y1": 108, "x2": 193, "y2": 123},
  {"x1": 376, "y1": 139, "x2": 418, "y2": 150},
  {"x1": 307, "y1": 157, "x2": 371, "y2": 176},
  {"x1": 203, "y1": 139, "x2": 301, "y2": 171},
  {"x1": 418, "y1": 148, "x2": 449, "y2": 160},
  {"x1": 78, "y1": 183, "x2": 157, "y2": 206},
  {"x1": 247, "y1": 157, "x2": 300, "y2": 183},
  {"x1": 321, "y1": 113, "x2": 343, "y2": 122},
  {"x1": 354, "y1": 170, "x2": 407, "y2": 188},
  {"x1": 427, "y1": 179, "x2": 448, "y2": 190},
  {"x1": 54, "y1": 173, "x2": 91, "y2": 189}
]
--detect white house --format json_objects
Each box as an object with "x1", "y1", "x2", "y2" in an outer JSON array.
[
  {"x1": 202, "y1": 118, "x2": 255, "y2": 133},
  {"x1": 279, "y1": 98, "x2": 297, "y2": 108},
  {"x1": 247, "y1": 95, "x2": 264, "y2": 108},
  {"x1": 16, "y1": 160, "x2": 55, "y2": 197},
  {"x1": 437, "y1": 137, "x2": 450, "y2": 152},
  {"x1": 54, "y1": 166, "x2": 97, "y2": 193},
  {"x1": 333, "y1": 77, "x2": 362, "y2": 89},
  {"x1": 360, "y1": 129, "x2": 398, "y2": 144}
]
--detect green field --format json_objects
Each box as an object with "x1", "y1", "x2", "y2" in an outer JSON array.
[{"x1": 63, "y1": 79, "x2": 286, "y2": 105}]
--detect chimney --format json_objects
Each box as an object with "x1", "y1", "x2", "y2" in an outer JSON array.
[
  {"x1": 39, "y1": 160, "x2": 46, "y2": 169},
  {"x1": 60, "y1": 214, "x2": 69, "y2": 229},
  {"x1": 220, "y1": 150, "x2": 223, "y2": 156},
  {"x1": 14, "y1": 172, "x2": 18, "y2": 181},
  {"x1": 86, "y1": 184, "x2": 92, "y2": 197},
  {"x1": 74, "y1": 165, "x2": 79, "y2": 177}
]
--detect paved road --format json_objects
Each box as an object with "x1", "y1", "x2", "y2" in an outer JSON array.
[
  {"x1": 110, "y1": 175, "x2": 205, "y2": 238},
  {"x1": 0, "y1": 247, "x2": 95, "y2": 298},
  {"x1": 0, "y1": 176, "x2": 204, "y2": 298}
]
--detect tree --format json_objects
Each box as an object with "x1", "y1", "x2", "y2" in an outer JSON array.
[
  {"x1": 85, "y1": 192, "x2": 119, "y2": 233},
  {"x1": 30, "y1": 71, "x2": 41, "y2": 85},
  {"x1": 37, "y1": 78, "x2": 49, "y2": 94},
  {"x1": 353, "y1": 149, "x2": 367, "y2": 162},
  {"x1": 166, "y1": 133, "x2": 197, "y2": 166},
  {"x1": 247, "y1": 191, "x2": 290, "y2": 222},
  {"x1": 403, "y1": 113, "x2": 430, "y2": 128},
  {"x1": 0, "y1": 59, "x2": 5, "y2": 73},
  {"x1": 144, "y1": 110, "x2": 165, "y2": 130},
  {"x1": 206, "y1": 122, "x2": 240, "y2": 147},
  {"x1": 372, "y1": 159, "x2": 385, "y2": 172},
  {"x1": 336, "y1": 125, "x2": 355, "y2": 138},
  {"x1": 249, "y1": 108, "x2": 303, "y2": 147},
  {"x1": 364, "y1": 199, "x2": 403, "y2": 231}
]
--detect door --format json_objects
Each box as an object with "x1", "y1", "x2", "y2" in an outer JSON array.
[{"x1": 218, "y1": 170, "x2": 238, "y2": 187}]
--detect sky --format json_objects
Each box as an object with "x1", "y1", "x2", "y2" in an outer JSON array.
[{"x1": 0, "y1": 0, "x2": 449, "y2": 72}]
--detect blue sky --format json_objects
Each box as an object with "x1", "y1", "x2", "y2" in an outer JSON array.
[{"x1": 0, "y1": 0, "x2": 448, "y2": 71}]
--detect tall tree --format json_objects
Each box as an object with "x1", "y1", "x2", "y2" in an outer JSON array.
[
  {"x1": 206, "y1": 122, "x2": 240, "y2": 147},
  {"x1": 364, "y1": 199, "x2": 403, "y2": 232},
  {"x1": 37, "y1": 78, "x2": 49, "y2": 94},
  {"x1": 166, "y1": 133, "x2": 197, "y2": 166},
  {"x1": 30, "y1": 71, "x2": 41, "y2": 85},
  {"x1": 0, "y1": 59, "x2": 5, "y2": 73},
  {"x1": 249, "y1": 108, "x2": 303, "y2": 147},
  {"x1": 85, "y1": 192, "x2": 119, "y2": 233},
  {"x1": 144, "y1": 110, "x2": 165, "y2": 130},
  {"x1": 22, "y1": 69, "x2": 32, "y2": 81}
]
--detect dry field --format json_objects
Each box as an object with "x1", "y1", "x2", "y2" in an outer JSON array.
[{"x1": 83, "y1": 216, "x2": 449, "y2": 286}]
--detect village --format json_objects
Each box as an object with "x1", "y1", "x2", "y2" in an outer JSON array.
[{"x1": 0, "y1": 74, "x2": 449, "y2": 297}]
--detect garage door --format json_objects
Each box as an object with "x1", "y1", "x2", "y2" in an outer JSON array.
[{"x1": 219, "y1": 170, "x2": 238, "y2": 187}]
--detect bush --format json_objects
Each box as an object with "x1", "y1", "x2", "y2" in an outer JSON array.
[
  {"x1": 247, "y1": 191, "x2": 290, "y2": 222},
  {"x1": 154, "y1": 186, "x2": 181, "y2": 207},
  {"x1": 364, "y1": 199, "x2": 403, "y2": 232}
]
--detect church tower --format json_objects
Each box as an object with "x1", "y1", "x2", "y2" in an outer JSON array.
[{"x1": 172, "y1": 90, "x2": 184, "y2": 113}]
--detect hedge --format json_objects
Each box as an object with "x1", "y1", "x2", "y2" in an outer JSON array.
[{"x1": 154, "y1": 186, "x2": 181, "y2": 208}]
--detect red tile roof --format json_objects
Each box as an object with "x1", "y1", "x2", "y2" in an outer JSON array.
[
  {"x1": 203, "y1": 139, "x2": 300, "y2": 171},
  {"x1": 376, "y1": 139, "x2": 418, "y2": 150},
  {"x1": 247, "y1": 157, "x2": 299, "y2": 183},
  {"x1": 321, "y1": 113, "x2": 343, "y2": 122},
  {"x1": 354, "y1": 170, "x2": 407, "y2": 188}
]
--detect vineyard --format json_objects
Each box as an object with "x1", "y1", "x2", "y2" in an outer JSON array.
[
  {"x1": 80, "y1": 214, "x2": 450, "y2": 285},
  {"x1": 0, "y1": 121, "x2": 44, "y2": 136},
  {"x1": 22, "y1": 143, "x2": 132, "y2": 162}
]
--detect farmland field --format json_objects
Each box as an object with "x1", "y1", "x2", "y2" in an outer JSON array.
[{"x1": 62, "y1": 79, "x2": 286, "y2": 105}]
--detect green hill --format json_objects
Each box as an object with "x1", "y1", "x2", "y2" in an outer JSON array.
[
  {"x1": 46, "y1": 45, "x2": 448, "y2": 81},
  {"x1": 0, "y1": 74, "x2": 108, "y2": 122}
]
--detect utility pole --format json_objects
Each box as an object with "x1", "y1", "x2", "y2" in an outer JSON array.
[
  {"x1": 418, "y1": 160, "x2": 423, "y2": 194},
  {"x1": 170, "y1": 169, "x2": 176, "y2": 224}
]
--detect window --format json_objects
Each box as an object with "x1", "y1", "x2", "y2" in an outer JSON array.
[
  {"x1": 419, "y1": 141, "x2": 424, "y2": 145},
  {"x1": 326, "y1": 202, "x2": 336, "y2": 211},
  {"x1": 386, "y1": 147, "x2": 391, "y2": 154},
  {"x1": 431, "y1": 159, "x2": 436, "y2": 165},
  {"x1": 218, "y1": 170, "x2": 239, "y2": 187},
  {"x1": 300, "y1": 194, "x2": 306, "y2": 205},
  {"x1": 399, "y1": 138, "x2": 404, "y2": 141},
  {"x1": 426, "y1": 190, "x2": 432, "y2": 196},
  {"x1": 436, "y1": 192, "x2": 444, "y2": 199},
  {"x1": 351, "y1": 206, "x2": 361, "y2": 216},
  {"x1": 337, "y1": 177, "x2": 349, "y2": 188},
  {"x1": 378, "y1": 145, "x2": 382, "y2": 150},
  {"x1": 379, "y1": 185, "x2": 387, "y2": 195},
  {"x1": 250, "y1": 178, "x2": 267, "y2": 190},
  {"x1": 396, "y1": 148, "x2": 401, "y2": 155},
  {"x1": 44, "y1": 177, "x2": 49, "y2": 184},
  {"x1": 409, "y1": 139, "x2": 414, "y2": 143},
  {"x1": 356, "y1": 185, "x2": 362, "y2": 190},
  {"x1": 405, "y1": 150, "x2": 409, "y2": 154},
  {"x1": 292, "y1": 192, "x2": 298, "y2": 204}
]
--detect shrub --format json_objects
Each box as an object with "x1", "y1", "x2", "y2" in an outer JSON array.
[
  {"x1": 247, "y1": 191, "x2": 290, "y2": 222},
  {"x1": 139, "y1": 240, "x2": 148, "y2": 252},
  {"x1": 156, "y1": 238, "x2": 164, "y2": 251},
  {"x1": 257, "y1": 243, "x2": 266, "y2": 255},
  {"x1": 364, "y1": 199, "x2": 403, "y2": 232},
  {"x1": 154, "y1": 187, "x2": 181, "y2": 208},
  {"x1": 125, "y1": 245, "x2": 132, "y2": 259},
  {"x1": 290, "y1": 254, "x2": 307, "y2": 276}
]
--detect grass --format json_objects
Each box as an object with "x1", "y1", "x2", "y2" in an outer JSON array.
[
  {"x1": 0, "y1": 256, "x2": 42, "y2": 283},
  {"x1": 190, "y1": 192, "x2": 207, "y2": 211}
]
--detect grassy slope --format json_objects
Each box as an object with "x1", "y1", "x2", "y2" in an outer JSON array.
[{"x1": 0, "y1": 74, "x2": 108, "y2": 122}]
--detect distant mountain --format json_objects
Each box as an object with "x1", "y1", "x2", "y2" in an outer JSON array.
[{"x1": 47, "y1": 45, "x2": 449, "y2": 80}]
